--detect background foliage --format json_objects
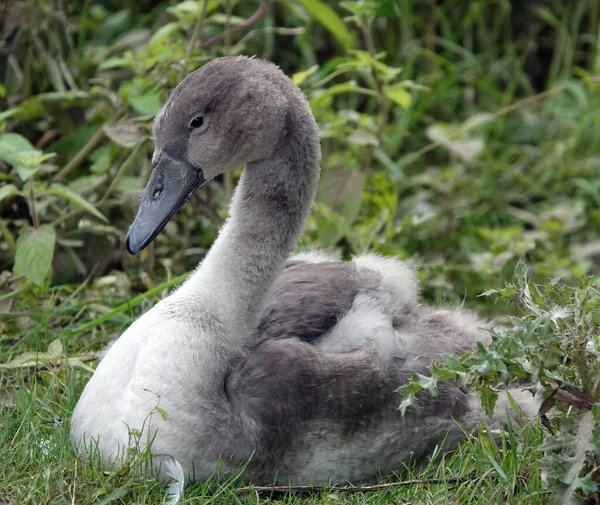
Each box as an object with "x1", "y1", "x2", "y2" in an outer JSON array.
[{"x1": 1, "y1": 0, "x2": 599, "y2": 504}]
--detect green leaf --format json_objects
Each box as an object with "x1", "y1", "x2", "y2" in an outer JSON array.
[
  {"x1": 349, "y1": 50, "x2": 394, "y2": 77},
  {"x1": 478, "y1": 384, "x2": 499, "y2": 418},
  {"x1": 154, "y1": 406, "x2": 170, "y2": 421},
  {"x1": 383, "y1": 83, "x2": 411, "y2": 109},
  {"x1": 46, "y1": 339, "x2": 64, "y2": 359},
  {"x1": 0, "y1": 184, "x2": 19, "y2": 204},
  {"x1": 149, "y1": 22, "x2": 181, "y2": 44},
  {"x1": 94, "y1": 487, "x2": 128, "y2": 505},
  {"x1": 13, "y1": 224, "x2": 56, "y2": 286},
  {"x1": 295, "y1": 0, "x2": 355, "y2": 48},
  {"x1": 128, "y1": 93, "x2": 161, "y2": 116},
  {"x1": 14, "y1": 151, "x2": 55, "y2": 181},
  {"x1": 65, "y1": 358, "x2": 96, "y2": 373},
  {"x1": 398, "y1": 392, "x2": 415, "y2": 417},
  {"x1": 292, "y1": 65, "x2": 319, "y2": 87},
  {"x1": 98, "y1": 57, "x2": 129, "y2": 71},
  {"x1": 414, "y1": 372, "x2": 438, "y2": 396},
  {"x1": 485, "y1": 452, "x2": 509, "y2": 484},
  {"x1": 0, "y1": 133, "x2": 35, "y2": 166},
  {"x1": 553, "y1": 411, "x2": 596, "y2": 505},
  {"x1": 3, "y1": 351, "x2": 55, "y2": 368},
  {"x1": 48, "y1": 183, "x2": 108, "y2": 222}
]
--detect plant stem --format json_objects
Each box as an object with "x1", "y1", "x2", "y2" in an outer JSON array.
[
  {"x1": 98, "y1": 141, "x2": 144, "y2": 205},
  {"x1": 29, "y1": 180, "x2": 39, "y2": 229},
  {"x1": 180, "y1": 0, "x2": 209, "y2": 81},
  {"x1": 199, "y1": 0, "x2": 269, "y2": 50},
  {"x1": 225, "y1": 0, "x2": 233, "y2": 52},
  {"x1": 53, "y1": 104, "x2": 127, "y2": 182},
  {"x1": 232, "y1": 474, "x2": 473, "y2": 495},
  {"x1": 362, "y1": 21, "x2": 389, "y2": 140},
  {"x1": 51, "y1": 208, "x2": 82, "y2": 228},
  {"x1": 359, "y1": 15, "x2": 389, "y2": 169},
  {"x1": 0, "y1": 284, "x2": 30, "y2": 303},
  {"x1": 0, "y1": 274, "x2": 24, "y2": 289}
]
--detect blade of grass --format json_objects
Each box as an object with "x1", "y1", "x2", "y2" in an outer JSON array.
[{"x1": 64, "y1": 272, "x2": 189, "y2": 338}]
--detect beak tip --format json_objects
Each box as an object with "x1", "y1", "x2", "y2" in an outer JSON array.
[{"x1": 125, "y1": 231, "x2": 142, "y2": 255}]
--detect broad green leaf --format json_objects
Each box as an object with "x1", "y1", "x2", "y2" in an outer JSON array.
[
  {"x1": 128, "y1": 93, "x2": 161, "y2": 116},
  {"x1": 296, "y1": 0, "x2": 354, "y2": 48},
  {"x1": 383, "y1": 83, "x2": 411, "y2": 109},
  {"x1": 0, "y1": 133, "x2": 34, "y2": 166},
  {"x1": 149, "y1": 22, "x2": 181, "y2": 44},
  {"x1": 47, "y1": 339, "x2": 64, "y2": 359},
  {"x1": 478, "y1": 384, "x2": 499, "y2": 417},
  {"x1": 14, "y1": 151, "x2": 55, "y2": 181},
  {"x1": 553, "y1": 411, "x2": 596, "y2": 505},
  {"x1": 3, "y1": 351, "x2": 55, "y2": 368},
  {"x1": 98, "y1": 57, "x2": 128, "y2": 71},
  {"x1": 49, "y1": 183, "x2": 108, "y2": 222},
  {"x1": 414, "y1": 372, "x2": 438, "y2": 396},
  {"x1": 0, "y1": 184, "x2": 19, "y2": 204},
  {"x1": 13, "y1": 224, "x2": 56, "y2": 286}
]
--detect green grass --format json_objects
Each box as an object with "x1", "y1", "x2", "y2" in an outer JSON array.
[{"x1": 1, "y1": 0, "x2": 600, "y2": 503}]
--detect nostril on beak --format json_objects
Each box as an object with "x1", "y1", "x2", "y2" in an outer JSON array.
[{"x1": 153, "y1": 186, "x2": 163, "y2": 200}]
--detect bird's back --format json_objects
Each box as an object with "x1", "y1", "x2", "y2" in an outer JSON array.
[{"x1": 224, "y1": 253, "x2": 491, "y2": 484}]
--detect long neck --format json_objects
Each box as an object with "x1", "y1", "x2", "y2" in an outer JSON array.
[{"x1": 176, "y1": 108, "x2": 321, "y2": 342}]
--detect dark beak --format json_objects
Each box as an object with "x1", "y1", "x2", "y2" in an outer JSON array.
[{"x1": 126, "y1": 151, "x2": 206, "y2": 255}]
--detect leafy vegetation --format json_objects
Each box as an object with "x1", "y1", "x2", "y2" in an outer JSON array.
[{"x1": 1, "y1": 0, "x2": 599, "y2": 503}]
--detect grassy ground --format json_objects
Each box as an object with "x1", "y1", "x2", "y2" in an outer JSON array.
[{"x1": 1, "y1": 0, "x2": 599, "y2": 503}]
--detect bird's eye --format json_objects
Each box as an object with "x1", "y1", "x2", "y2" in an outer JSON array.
[{"x1": 189, "y1": 116, "x2": 204, "y2": 129}]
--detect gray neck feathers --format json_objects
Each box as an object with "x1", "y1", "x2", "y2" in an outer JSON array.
[{"x1": 177, "y1": 98, "x2": 321, "y2": 343}]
